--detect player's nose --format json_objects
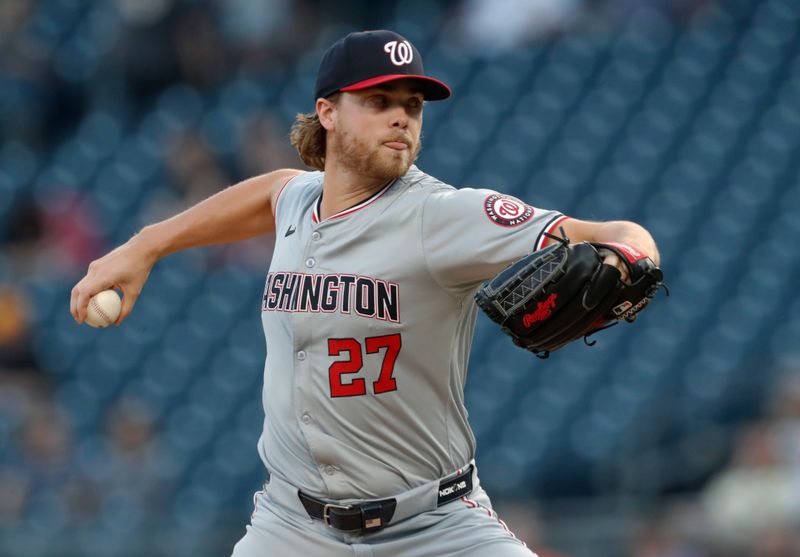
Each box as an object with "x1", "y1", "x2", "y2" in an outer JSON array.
[{"x1": 388, "y1": 107, "x2": 409, "y2": 129}]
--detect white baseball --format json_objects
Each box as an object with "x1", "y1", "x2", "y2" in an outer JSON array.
[{"x1": 85, "y1": 289, "x2": 122, "y2": 328}]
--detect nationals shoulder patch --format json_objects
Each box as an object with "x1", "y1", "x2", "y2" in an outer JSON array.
[{"x1": 484, "y1": 194, "x2": 534, "y2": 227}]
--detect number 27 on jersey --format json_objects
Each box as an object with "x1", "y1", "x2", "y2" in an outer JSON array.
[{"x1": 327, "y1": 334, "x2": 401, "y2": 397}]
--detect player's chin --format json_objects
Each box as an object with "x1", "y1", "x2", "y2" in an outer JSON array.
[{"x1": 374, "y1": 152, "x2": 412, "y2": 178}]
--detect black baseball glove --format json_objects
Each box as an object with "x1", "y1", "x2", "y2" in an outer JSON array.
[{"x1": 475, "y1": 232, "x2": 667, "y2": 358}]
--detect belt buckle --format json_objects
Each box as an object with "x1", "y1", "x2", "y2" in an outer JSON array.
[{"x1": 322, "y1": 502, "x2": 354, "y2": 529}]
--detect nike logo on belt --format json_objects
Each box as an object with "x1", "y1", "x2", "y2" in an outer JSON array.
[{"x1": 285, "y1": 225, "x2": 296, "y2": 237}]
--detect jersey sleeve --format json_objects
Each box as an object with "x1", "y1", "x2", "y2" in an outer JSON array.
[
  {"x1": 273, "y1": 173, "x2": 301, "y2": 223},
  {"x1": 272, "y1": 171, "x2": 325, "y2": 238},
  {"x1": 421, "y1": 187, "x2": 569, "y2": 295}
]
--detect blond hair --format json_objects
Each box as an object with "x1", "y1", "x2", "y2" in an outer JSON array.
[{"x1": 289, "y1": 94, "x2": 339, "y2": 171}]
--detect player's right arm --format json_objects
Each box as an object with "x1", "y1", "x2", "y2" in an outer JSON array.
[{"x1": 70, "y1": 168, "x2": 302, "y2": 325}]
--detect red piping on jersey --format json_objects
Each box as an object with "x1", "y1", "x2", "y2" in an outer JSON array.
[
  {"x1": 311, "y1": 179, "x2": 396, "y2": 224},
  {"x1": 539, "y1": 215, "x2": 571, "y2": 249},
  {"x1": 274, "y1": 173, "x2": 301, "y2": 225},
  {"x1": 251, "y1": 488, "x2": 265, "y2": 521},
  {"x1": 460, "y1": 496, "x2": 520, "y2": 540}
]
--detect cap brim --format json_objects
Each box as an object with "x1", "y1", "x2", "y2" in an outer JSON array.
[{"x1": 340, "y1": 74, "x2": 451, "y2": 101}]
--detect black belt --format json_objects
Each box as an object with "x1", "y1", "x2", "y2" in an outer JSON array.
[{"x1": 298, "y1": 464, "x2": 474, "y2": 533}]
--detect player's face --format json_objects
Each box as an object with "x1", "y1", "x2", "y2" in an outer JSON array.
[{"x1": 329, "y1": 82, "x2": 424, "y2": 180}]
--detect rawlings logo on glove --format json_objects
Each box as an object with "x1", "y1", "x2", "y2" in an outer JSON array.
[
  {"x1": 475, "y1": 230, "x2": 668, "y2": 358},
  {"x1": 522, "y1": 294, "x2": 558, "y2": 327}
]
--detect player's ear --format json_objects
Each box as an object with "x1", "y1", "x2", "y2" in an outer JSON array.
[{"x1": 316, "y1": 97, "x2": 337, "y2": 132}]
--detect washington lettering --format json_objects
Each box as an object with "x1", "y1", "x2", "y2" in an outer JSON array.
[{"x1": 263, "y1": 272, "x2": 400, "y2": 323}]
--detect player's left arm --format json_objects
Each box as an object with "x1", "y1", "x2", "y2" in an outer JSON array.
[{"x1": 546, "y1": 218, "x2": 660, "y2": 279}]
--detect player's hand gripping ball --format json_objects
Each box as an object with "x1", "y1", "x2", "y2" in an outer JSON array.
[
  {"x1": 475, "y1": 231, "x2": 667, "y2": 358},
  {"x1": 85, "y1": 289, "x2": 122, "y2": 328}
]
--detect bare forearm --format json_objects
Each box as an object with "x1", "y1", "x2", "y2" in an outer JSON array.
[
  {"x1": 71, "y1": 170, "x2": 300, "y2": 324},
  {"x1": 134, "y1": 173, "x2": 284, "y2": 260},
  {"x1": 593, "y1": 220, "x2": 660, "y2": 265}
]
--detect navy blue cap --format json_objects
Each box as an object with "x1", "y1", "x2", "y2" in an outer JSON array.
[{"x1": 314, "y1": 30, "x2": 451, "y2": 101}]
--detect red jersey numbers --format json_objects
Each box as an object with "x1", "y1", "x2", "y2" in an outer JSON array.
[
  {"x1": 327, "y1": 334, "x2": 402, "y2": 398},
  {"x1": 484, "y1": 194, "x2": 534, "y2": 227},
  {"x1": 327, "y1": 338, "x2": 365, "y2": 397}
]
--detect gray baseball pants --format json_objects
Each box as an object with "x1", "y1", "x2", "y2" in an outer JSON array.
[{"x1": 230, "y1": 468, "x2": 537, "y2": 557}]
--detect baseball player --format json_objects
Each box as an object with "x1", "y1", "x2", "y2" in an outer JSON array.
[{"x1": 71, "y1": 30, "x2": 660, "y2": 556}]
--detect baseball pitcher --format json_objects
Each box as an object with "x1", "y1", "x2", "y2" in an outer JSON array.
[{"x1": 71, "y1": 30, "x2": 663, "y2": 557}]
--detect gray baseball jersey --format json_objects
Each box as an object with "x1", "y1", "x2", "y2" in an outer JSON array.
[{"x1": 258, "y1": 165, "x2": 566, "y2": 500}]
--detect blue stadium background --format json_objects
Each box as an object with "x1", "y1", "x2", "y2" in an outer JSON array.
[{"x1": 2, "y1": 0, "x2": 800, "y2": 555}]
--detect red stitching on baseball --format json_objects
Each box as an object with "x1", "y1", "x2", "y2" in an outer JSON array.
[{"x1": 90, "y1": 297, "x2": 113, "y2": 325}]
